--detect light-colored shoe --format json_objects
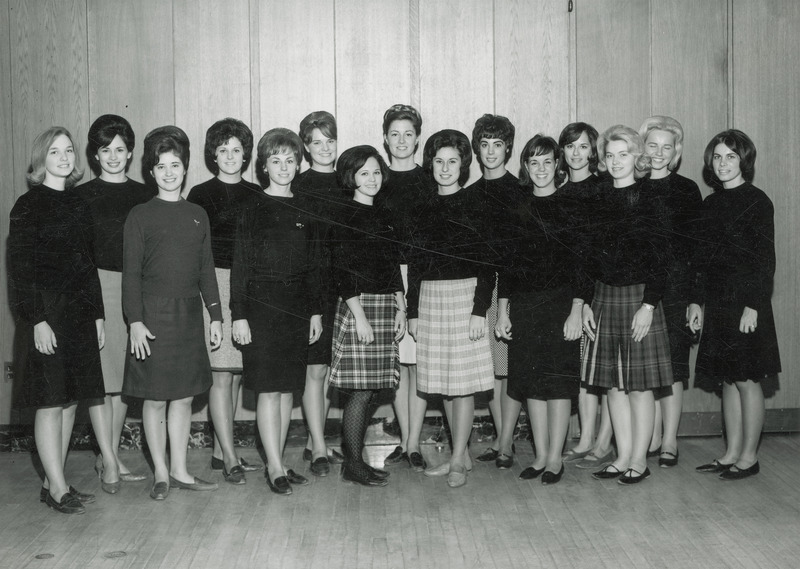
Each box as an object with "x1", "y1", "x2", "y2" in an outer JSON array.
[
  {"x1": 447, "y1": 464, "x2": 467, "y2": 488},
  {"x1": 424, "y1": 462, "x2": 450, "y2": 477},
  {"x1": 575, "y1": 450, "x2": 615, "y2": 470}
]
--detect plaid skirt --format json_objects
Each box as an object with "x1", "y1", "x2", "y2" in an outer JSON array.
[
  {"x1": 416, "y1": 278, "x2": 494, "y2": 397},
  {"x1": 329, "y1": 293, "x2": 400, "y2": 390},
  {"x1": 487, "y1": 276, "x2": 509, "y2": 377},
  {"x1": 581, "y1": 282, "x2": 674, "y2": 392}
]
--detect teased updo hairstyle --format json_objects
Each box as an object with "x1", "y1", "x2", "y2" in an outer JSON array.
[
  {"x1": 87, "y1": 114, "x2": 135, "y2": 176},
  {"x1": 471, "y1": 114, "x2": 515, "y2": 166},
  {"x1": 423, "y1": 129, "x2": 473, "y2": 187},
  {"x1": 382, "y1": 104, "x2": 423, "y2": 160},
  {"x1": 638, "y1": 115, "x2": 684, "y2": 172},
  {"x1": 255, "y1": 127, "x2": 303, "y2": 188},
  {"x1": 597, "y1": 124, "x2": 651, "y2": 179},
  {"x1": 557, "y1": 121, "x2": 599, "y2": 180},
  {"x1": 337, "y1": 145, "x2": 389, "y2": 191},
  {"x1": 27, "y1": 126, "x2": 84, "y2": 188},
  {"x1": 142, "y1": 126, "x2": 190, "y2": 184},
  {"x1": 703, "y1": 129, "x2": 756, "y2": 185},
  {"x1": 518, "y1": 134, "x2": 564, "y2": 188},
  {"x1": 298, "y1": 110, "x2": 338, "y2": 165},
  {"x1": 203, "y1": 117, "x2": 254, "y2": 175}
]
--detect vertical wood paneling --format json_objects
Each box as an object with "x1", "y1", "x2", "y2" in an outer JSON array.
[
  {"x1": 87, "y1": 0, "x2": 175, "y2": 184},
  {"x1": 732, "y1": 0, "x2": 800, "y2": 413},
  {"x1": 494, "y1": 0, "x2": 570, "y2": 174},
  {"x1": 334, "y1": 0, "x2": 412, "y2": 154},
  {"x1": 174, "y1": 0, "x2": 253, "y2": 192},
  {"x1": 575, "y1": 0, "x2": 650, "y2": 132}
]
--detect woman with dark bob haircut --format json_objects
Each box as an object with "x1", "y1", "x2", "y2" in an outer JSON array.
[
  {"x1": 78, "y1": 114, "x2": 155, "y2": 489},
  {"x1": 407, "y1": 129, "x2": 494, "y2": 488},
  {"x1": 187, "y1": 118, "x2": 262, "y2": 484},
  {"x1": 689, "y1": 129, "x2": 780, "y2": 480},
  {"x1": 327, "y1": 145, "x2": 405, "y2": 486}
]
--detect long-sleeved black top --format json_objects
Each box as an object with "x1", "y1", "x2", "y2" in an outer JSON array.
[
  {"x1": 9, "y1": 185, "x2": 104, "y2": 325},
  {"x1": 230, "y1": 193, "x2": 323, "y2": 320},
  {"x1": 689, "y1": 182, "x2": 775, "y2": 312},
  {"x1": 328, "y1": 201, "x2": 403, "y2": 301},
  {"x1": 406, "y1": 187, "x2": 495, "y2": 319},
  {"x1": 466, "y1": 171, "x2": 521, "y2": 261},
  {"x1": 375, "y1": 165, "x2": 434, "y2": 257},
  {"x1": 77, "y1": 177, "x2": 156, "y2": 272},
  {"x1": 186, "y1": 177, "x2": 261, "y2": 269}
]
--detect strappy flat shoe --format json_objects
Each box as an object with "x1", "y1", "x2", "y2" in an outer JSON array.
[{"x1": 592, "y1": 464, "x2": 625, "y2": 480}]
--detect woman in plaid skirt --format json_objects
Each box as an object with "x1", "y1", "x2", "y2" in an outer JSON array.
[
  {"x1": 581, "y1": 125, "x2": 674, "y2": 485},
  {"x1": 328, "y1": 145, "x2": 407, "y2": 487}
]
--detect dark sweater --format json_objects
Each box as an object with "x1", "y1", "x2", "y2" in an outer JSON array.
[
  {"x1": 9, "y1": 185, "x2": 104, "y2": 325},
  {"x1": 466, "y1": 171, "x2": 522, "y2": 261},
  {"x1": 77, "y1": 177, "x2": 156, "y2": 272},
  {"x1": 122, "y1": 198, "x2": 221, "y2": 324},
  {"x1": 375, "y1": 165, "x2": 433, "y2": 254},
  {"x1": 186, "y1": 177, "x2": 261, "y2": 269}
]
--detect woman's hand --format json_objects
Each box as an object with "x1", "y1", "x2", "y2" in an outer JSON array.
[
  {"x1": 33, "y1": 321, "x2": 57, "y2": 355},
  {"x1": 469, "y1": 315, "x2": 486, "y2": 342},
  {"x1": 739, "y1": 306, "x2": 758, "y2": 334},
  {"x1": 581, "y1": 304, "x2": 596, "y2": 342},
  {"x1": 232, "y1": 319, "x2": 252, "y2": 345},
  {"x1": 495, "y1": 313, "x2": 512, "y2": 341},
  {"x1": 129, "y1": 321, "x2": 155, "y2": 360},
  {"x1": 394, "y1": 310, "x2": 407, "y2": 342},
  {"x1": 96, "y1": 319, "x2": 106, "y2": 350},
  {"x1": 355, "y1": 316, "x2": 375, "y2": 344},
  {"x1": 309, "y1": 315, "x2": 323, "y2": 344},
  {"x1": 631, "y1": 304, "x2": 654, "y2": 342},
  {"x1": 209, "y1": 321, "x2": 222, "y2": 349},
  {"x1": 408, "y1": 318, "x2": 418, "y2": 341},
  {"x1": 687, "y1": 303, "x2": 703, "y2": 333},
  {"x1": 563, "y1": 302, "x2": 583, "y2": 341}
]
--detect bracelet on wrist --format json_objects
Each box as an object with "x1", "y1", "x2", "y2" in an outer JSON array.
[{"x1": 642, "y1": 303, "x2": 654, "y2": 311}]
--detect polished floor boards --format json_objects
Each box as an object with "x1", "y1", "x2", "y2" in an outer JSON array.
[{"x1": 1, "y1": 434, "x2": 799, "y2": 569}]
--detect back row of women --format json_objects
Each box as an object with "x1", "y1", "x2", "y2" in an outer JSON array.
[{"x1": 9, "y1": 104, "x2": 780, "y2": 514}]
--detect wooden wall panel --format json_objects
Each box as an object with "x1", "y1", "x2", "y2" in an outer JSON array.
[
  {"x1": 174, "y1": 0, "x2": 253, "y2": 192},
  {"x1": 87, "y1": 0, "x2": 176, "y2": 184},
  {"x1": 575, "y1": 0, "x2": 650, "y2": 133},
  {"x1": 494, "y1": 0, "x2": 570, "y2": 174},
  {"x1": 334, "y1": 0, "x2": 412, "y2": 154},
  {"x1": 1, "y1": 0, "x2": 14, "y2": 423},
  {"x1": 732, "y1": 0, "x2": 800, "y2": 415}
]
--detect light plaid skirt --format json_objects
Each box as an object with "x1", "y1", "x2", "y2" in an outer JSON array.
[
  {"x1": 329, "y1": 293, "x2": 400, "y2": 390},
  {"x1": 416, "y1": 278, "x2": 494, "y2": 397}
]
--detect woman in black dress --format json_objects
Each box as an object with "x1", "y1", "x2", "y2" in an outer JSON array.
[
  {"x1": 689, "y1": 130, "x2": 780, "y2": 480},
  {"x1": 231, "y1": 128, "x2": 322, "y2": 495},
  {"x1": 328, "y1": 145, "x2": 406, "y2": 486},
  {"x1": 495, "y1": 135, "x2": 582, "y2": 485},
  {"x1": 10, "y1": 127, "x2": 105, "y2": 514}
]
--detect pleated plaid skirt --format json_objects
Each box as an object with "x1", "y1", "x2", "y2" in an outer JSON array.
[
  {"x1": 581, "y1": 282, "x2": 674, "y2": 392},
  {"x1": 329, "y1": 293, "x2": 400, "y2": 390},
  {"x1": 416, "y1": 278, "x2": 495, "y2": 397}
]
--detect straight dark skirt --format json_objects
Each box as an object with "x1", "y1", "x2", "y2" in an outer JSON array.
[
  {"x1": 122, "y1": 294, "x2": 212, "y2": 401},
  {"x1": 507, "y1": 286, "x2": 581, "y2": 402},
  {"x1": 241, "y1": 281, "x2": 309, "y2": 394},
  {"x1": 661, "y1": 262, "x2": 696, "y2": 387},
  {"x1": 14, "y1": 292, "x2": 104, "y2": 408}
]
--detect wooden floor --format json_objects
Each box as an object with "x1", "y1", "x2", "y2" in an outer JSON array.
[{"x1": 1, "y1": 434, "x2": 799, "y2": 569}]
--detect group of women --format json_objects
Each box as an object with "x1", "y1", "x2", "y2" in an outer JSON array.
[{"x1": 8, "y1": 103, "x2": 780, "y2": 514}]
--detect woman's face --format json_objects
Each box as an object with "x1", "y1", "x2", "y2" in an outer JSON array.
[
  {"x1": 95, "y1": 134, "x2": 131, "y2": 177},
  {"x1": 645, "y1": 129, "x2": 676, "y2": 172},
  {"x1": 151, "y1": 150, "x2": 185, "y2": 194},
  {"x1": 215, "y1": 137, "x2": 245, "y2": 177},
  {"x1": 478, "y1": 138, "x2": 507, "y2": 172},
  {"x1": 354, "y1": 156, "x2": 383, "y2": 200},
  {"x1": 44, "y1": 134, "x2": 76, "y2": 181},
  {"x1": 563, "y1": 132, "x2": 592, "y2": 172},
  {"x1": 432, "y1": 146, "x2": 462, "y2": 189},
  {"x1": 264, "y1": 149, "x2": 298, "y2": 187},
  {"x1": 385, "y1": 119, "x2": 418, "y2": 161},
  {"x1": 712, "y1": 143, "x2": 744, "y2": 188},
  {"x1": 604, "y1": 139, "x2": 635, "y2": 184},
  {"x1": 526, "y1": 151, "x2": 557, "y2": 189},
  {"x1": 305, "y1": 128, "x2": 337, "y2": 169}
]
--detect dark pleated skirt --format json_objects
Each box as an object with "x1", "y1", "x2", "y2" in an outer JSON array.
[
  {"x1": 122, "y1": 295, "x2": 212, "y2": 401},
  {"x1": 507, "y1": 286, "x2": 581, "y2": 402}
]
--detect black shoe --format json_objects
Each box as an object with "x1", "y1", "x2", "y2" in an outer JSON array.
[
  {"x1": 495, "y1": 453, "x2": 513, "y2": 469},
  {"x1": 475, "y1": 448, "x2": 500, "y2": 462},
  {"x1": 223, "y1": 464, "x2": 246, "y2": 485},
  {"x1": 285, "y1": 469, "x2": 309, "y2": 485},
  {"x1": 618, "y1": 467, "x2": 651, "y2": 485},
  {"x1": 592, "y1": 464, "x2": 625, "y2": 480},
  {"x1": 384, "y1": 446, "x2": 407, "y2": 465},
  {"x1": 69, "y1": 486, "x2": 96, "y2": 504},
  {"x1": 310, "y1": 456, "x2": 330, "y2": 477},
  {"x1": 408, "y1": 452, "x2": 427, "y2": 472},
  {"x1": 719, "y1": 462, "x2": 759, "y2": 480},
  {"x1": 659, "y1": 450, "x2": 679, "y2": 468},
  {"x1": 541, "y1": 465, "x2": 565, "y2": 485},
  {"x1": 266, "y1": 473, "x2": 292, "y2": 495},
  {"x1": 45, "y1": 491, "x2": 85, "y2": 514},
  {"x1": 366, "y1": 464, "x2": 390, "y2": 480},
  {"x1": 149, "y1": 481, "x2": 169, "y2": 500},
  {"x1": 695, "y1": 459, "x2": 734, "y2": 474},
  {"x1": 342, "y1": 467, "x2": 388, "y2": 487},
  {"x1": 210, "y1": 455, "x2": 224, "y2": 471},
  {"x1": 518, "y1": 466, "x2": 545, "y2": 480},
  {"x1": 646, "y1": 446, "x2": 662, "y2": 458}
]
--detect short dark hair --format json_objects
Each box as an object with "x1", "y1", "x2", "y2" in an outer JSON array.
[
  {"x1": 518, "y1": 134, "x2": 564, "y2": 188},
  {"x1": 87, "y1": 114, "x2": 135, "y2": 176},
  {"x1": 703, "y1": 129, "x2": 757, "y2": 185},
  {"x1": 203, "y1": 118, "x2": 254, "y2": 175},
  {"x1": 471, "y1": 114, "x2": 515, "y2": 165},
  {"x1": 337, "y1": 145, "x2": 390, "y2": 191},
  {"x1": 298, "y1": 111, "x2": 337, "y2": 164},
  {"x1": 382, "y1": 104, "x2": 423, "y2": 159},
  {"x1": 557, "y1": 122, "x2": 599, "y2": 179},
  {"x1": 255, "y1": 128, "x2": 303, "y2": 188},
  {"x1": 423, "y1": 129, "x2": 472, "y2": 187},
  {"x1": 142, "y1": 126, "x2": 190, "y2": 180}
]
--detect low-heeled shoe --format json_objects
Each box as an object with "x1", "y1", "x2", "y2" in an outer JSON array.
[
  {"x1": 574, "y1": 450, "x2": 615, "y2": 470},
  {"x1": 70, "y1": 486, "x2": 96, "y2": 503},
  {"x1": 211, "y1": 455, "x2": 225, "y2": 471},
  {"x1": 562, "y1": 448, "x2": 592, "y2": 462},
  {"x1": 149, "y1": 481, "x2": 169, "y2": 500},
  {"x1": 495, "y1": 453, "x2": 513, "y2": 469},
  {"x1": 695, "y1": 459, "x2": 734, "y2": 474},
  {"x1": 285, "y1": 469, "x2": 309, "y2": 485},
  {"x1": 303, "y1": 447, "x2": 345, "y2": 464},
  {"x1": 169, "y1": 476, "x2": 218, "y2": 491},
  {"x1": 408, "y1": 452, "x2": 427, "y2": 472},
  {"x1": 592, "y1": 465, "x2": 625, "y2": 480},
  {"x1": 475, "y1": 448, "x2": 500, "y2": 462},
  {"x1": 646, "y1": 446, "x2": 662, "y2": 458},
  {"x1": 384, "y1": 446, "x2": 407, "y2": 465},
  {"x1": 223, "y1": 464, "x2": 246, "y2": 485},
  {"x1": 659, "y1": 450, "x2": 679, "y2": 468},
  {"x1": 342, "y1": 468, "x2": 388, "y2": 487},
  {"x1": 447, "y1": 465, "x2": 467, "y2": 488},
  {"x1": 102, "y1": 478, "x2": 122, "y2": 494},
  {"x1": 618, "y1": 467, "x2": 651, "y2": 485},
  {"x1": 239, "y1": 458, "x2": 263, "y2": 472},
  {"x1": 719, "y1": 462, "x2": 759, "y2": 480},
  {"x1": 46, "y1": 491, "x2": 85, "y2": 514},
  {"x1": 541, "y1": 465, "x2": 565, "y2": 485},
  {"x1": 518, "y1": 465, "x2": 546, "y2": 480},
  {"x1": 423, "y1": 462, "x2": 450, "y2": 477},
  {"x1": 366, "y1": 465, "x2": 390, "y2": 480},
  {"x1": 266, "y1": 473, "x2": 292, "y2": 495},
  {"x1": 310, "y1": 456, "x2": 331, "y2": 477},
  {"x1": 120, "y1": 472, "x2": 148, "y2": 482}
]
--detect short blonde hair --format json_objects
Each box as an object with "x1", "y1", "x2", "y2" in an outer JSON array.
[
  {"x1": 26, "y1": 126, "x2": 84, "y2": 188},
  {"x1": 638, "y1": 116, "x2": 684, "y2": 171},
  {"x1": 597, "y1": 125, "x2": 650, "y2": 179}
]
